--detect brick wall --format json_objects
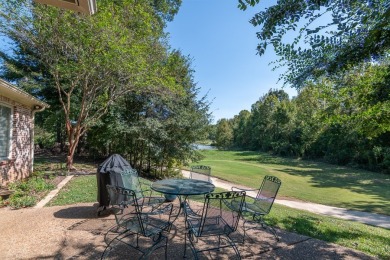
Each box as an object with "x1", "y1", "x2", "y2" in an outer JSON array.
[{"x1": 0, "y1": 95, "x2": 33, "y2": 185}]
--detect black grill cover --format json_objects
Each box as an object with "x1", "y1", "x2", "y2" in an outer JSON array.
[{"x1": 96, "y1": 154, "x2": 133, "y2": 207}]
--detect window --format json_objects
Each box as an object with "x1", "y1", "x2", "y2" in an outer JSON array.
[{"x1": 0, "y1": 104, "x2": 12, "y2": 159}]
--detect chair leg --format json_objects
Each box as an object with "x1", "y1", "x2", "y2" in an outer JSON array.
[
  {"x1": 101, "y1": 232, "x2": 121, "y2": 260},
  {"x1": 185, "y1": 231, "x2": 199, "y2": 259},
  {"x1": 183, "y1": 231, "x2": 188, "y2": 258},
  {"x1": 141, "y1": 233, "x2": 168, "y2": 260},
  {"x1": 104, "y1": 224, "x2": 127, "y2": 245},
  {"x1": 164, "y1": 235, "x2": 168, "y2": 260},
  {"x1": 241, "y1": 219, "x2": 248, "y2": 244},
  {"x1": 227, "y1": 235, "x2": 242, "y2": 260},
  {"x1": 262, "y1": 222, "x2": 280, "y2": 241},
  {"x1": 241, "y1": 215, "x2": 280, "y2": 244}
]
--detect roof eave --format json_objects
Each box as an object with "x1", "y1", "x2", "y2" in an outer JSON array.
[{"x1": 0, "y1": 79, "x2": 50, "y2": 110}]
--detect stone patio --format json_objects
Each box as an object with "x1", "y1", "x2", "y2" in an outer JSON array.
[{"x1": 0, "y1": 200, "x2": 375, "y2": 259}]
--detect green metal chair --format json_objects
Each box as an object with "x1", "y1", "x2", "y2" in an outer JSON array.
[
  {"x1": 185, "y1": 165, "x2": 212, "y2": 217},
  {"x1": 231, "y1": 175, "x2": 281, "y2": 242},
  {"x1": 190, "y1": 165, "x2": 211, "y2": 182},
  {"x1": 117, "y1": 168, "x2": 166, "y2": 208},
  {"x1": 183, "y1": 191, "x2": 246, "y2": 259},
  {"x1": 102, "y1": 185, "x2": 174, "y2": 259}
]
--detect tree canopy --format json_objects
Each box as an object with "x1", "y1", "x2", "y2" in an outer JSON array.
[
  {"x1": 213, "y1": 61, "x2": 389, "y2": 173},
  {"x1": 239, "y1": 0, "x2": 390, "y2": 87},
  {"x1": 0, "y1": 0, "x2": 191, "y2": 170}
]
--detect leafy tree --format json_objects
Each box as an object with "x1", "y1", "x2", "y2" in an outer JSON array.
[
  {"x1": 232, "y1": 110, "x2": 251, "y2": 148},
  {"x1": 86, "y1": 51, "x2": 211, "y2": 176},
  {"x1": 247, "y1": 89, "x2": 290, "y2": 151},
  {"x1": 0, "y1": 0, "x2": 181, "y2": 170},
  {"x1": 215, "y1": 119, "x2": 233, "y2": 149},
  {"x1": 239, "y1": 0, "x2": 390, "y2": 87},
  {"x1": 322, "y1": 63, "x2": 390, "y2": 169},
  {"x1": 206, "y1": 124, "x2": 217, "y2": 144},
  {"x1": 291, "y1": 84, "x2": 324, "y2": 157}
]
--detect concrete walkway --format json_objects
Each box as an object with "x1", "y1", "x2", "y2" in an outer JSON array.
[
  {"x1": 34, "y1": 175, "x2": 74, "y2": 209},
  {"x1": 182, "y1": 171, "x2": 390, "y2": 229}
]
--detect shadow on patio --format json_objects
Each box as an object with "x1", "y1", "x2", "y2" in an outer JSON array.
[{"x1": 53, "y1": 201, "x2": 375, "y2": 259}]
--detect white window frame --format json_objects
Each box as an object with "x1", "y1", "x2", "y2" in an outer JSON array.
[{"x1": 0, "y1": 103, "x2": 12, "y2": 160}]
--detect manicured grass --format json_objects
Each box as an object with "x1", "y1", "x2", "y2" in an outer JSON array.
[
  {"x1": 195, "y1": 150, "x2": 390, "y2": 215},
  {"x1": 48, "y1": 175, "x2": 162, "y2": 206},
  {"x1": 48, "y1": 175, "x2": 97, "y2": 206},
  {"x1": 267, "y1": 204, "x2": 390, "y2": 259}
]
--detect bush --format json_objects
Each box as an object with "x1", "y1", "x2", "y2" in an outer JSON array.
[
  {"x1": 0, "y1": 197, "x2": 7, "y2": 207},
  {"x1": 34, "y1": 125, "x2": 55, "y2": 149},
  {"x1": 8, "y1": 194, "x2": 37, "y2": 208},
  {"x1": 6, "y1": 174, "x2": 55, "y2": 209}
]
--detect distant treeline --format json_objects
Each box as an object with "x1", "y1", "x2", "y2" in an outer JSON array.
[{"x1": 213, "y1": 63, "x2": 390, "y2": 173}]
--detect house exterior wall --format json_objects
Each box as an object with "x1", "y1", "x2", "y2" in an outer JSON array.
[{"x1": 0, "y1": 94, "x2": 33, "y2": 185}]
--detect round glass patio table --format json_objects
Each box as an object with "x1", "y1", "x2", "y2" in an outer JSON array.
[{"x1": 151, "y1": 178, "x2": 215, "y2": 196}]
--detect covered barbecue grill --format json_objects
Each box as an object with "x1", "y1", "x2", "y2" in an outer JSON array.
[{"x1": 96, "y1": 154, "x2": 133, "y2": 214}]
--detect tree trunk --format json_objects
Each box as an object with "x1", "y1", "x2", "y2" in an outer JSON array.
[
  {"x1": 65, "y1": 122, "x2": 81, "y2": 171},
  {"x1": 66, "y1": 137, "x2": 79, "y2": 171}
]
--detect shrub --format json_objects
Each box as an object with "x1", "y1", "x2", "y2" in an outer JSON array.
[
  {"x1": 8, "y1": 194, "x2": 37, "y2": 208},
  {"x1": 34, "y1": 125, "x2": 55, "y2": 149},
  {"x1": 0, "y1": 197, "x2": 7, "y2": 207},
  {"x1": 6, "y1": 174, "x2": 55, "y2": 209}
]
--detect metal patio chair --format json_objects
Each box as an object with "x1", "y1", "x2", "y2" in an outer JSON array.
[
  {"x1": 185, "y1": 165, "x2": 212, "y2": 217},
  {"x1": 190, "y1": 165, "x2": 212, "y2": 182},
  {"x1": 231, "y1": 175, "x2": 281, "y2": 242},
  {"x1": 102, "y1": 185, "x2": 174, "y2": 259},
  {"x1": 183, "y1": 191, "x2": 246, "y2": 259},
  {"x1": 116, "y1": 168, "x2": 166, "y2": 208}
]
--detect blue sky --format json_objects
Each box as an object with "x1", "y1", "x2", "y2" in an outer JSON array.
[{"x1": 166, "y1": 0, "x2": 297, "y2": 123}]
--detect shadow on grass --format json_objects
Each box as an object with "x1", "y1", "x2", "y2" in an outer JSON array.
[
  {"x1": 234, "y1": 151, "x2": 320, "y2": 168},
  {"x1": 271, "y1": 215, "x2": 390, "y2": 259},
  {"x1": 231, "y1": 151, "x2": 390, "y2": 214},
  {"x1": 279, "y1": 166, "x2": 390, "y2": 214}
]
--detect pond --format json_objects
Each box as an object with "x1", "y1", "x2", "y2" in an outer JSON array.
[{"x1": 194, "y1": 144, "x2": 216, "y2": 150}]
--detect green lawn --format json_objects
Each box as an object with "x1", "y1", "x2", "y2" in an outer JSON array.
[
  {"x1": 268, "y1": 203, "x2": 390, "y2": 259},
  {"x1": 195, "y1": 150, "x2": 390, "y2": 216},
  {"x1": 48, "y1": 175, "x2": 96, "y2": 206}
]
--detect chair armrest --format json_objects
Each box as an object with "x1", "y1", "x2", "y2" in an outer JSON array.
[
  {"x1": 139, "y1": 178, "x2": 163, "y2": 197},
  {"x1": 142, "y1": 202, "x2": 173, "y2": 216},
  {"x1": 231, "y1": 187, "x2": 258, "y2": 199},
  {"x1": 231, "y1": 186, "x2": 258, "y2": 192},
  {"x1": 183, "y1": 200, "x2": 201, "y2": 218}
]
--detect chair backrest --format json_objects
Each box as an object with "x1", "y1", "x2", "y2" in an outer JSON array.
[
  {"x1": 254, "y1": 175, "x2": 281, "y2": 214},
  {"x1": 106, "y1": 185, "x2": 145, "y2": 234},
  {"x1": 190, "y1": 165, "x2": 211, "y2": 182},
  {"x1": 119, "y1": 169, "x2": 144, "y2": 198},
  {"x1": 193, "y1": 191, "x2": 245, "y2": 237}
]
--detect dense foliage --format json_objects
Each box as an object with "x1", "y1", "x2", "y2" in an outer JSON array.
[
  {"x1": 86, "y1": 51, "x2": 211, "y2": 176},
  {"x1": 5, "y1": 172, "x2": 55, "y2": 208},
  {"x1": 214, "y1": 63, "x2": 390, "y2": 173},
  {"x1": 226, "y1": 0, "x2": 390, "y2": 173},
  {"x1": 0, "y1": 0, "x2": 210, "y2": 173},
  {"x1": 0, "y1": 0, "x2": 180, "y2": 169},
  {"x1": 239, "y1": 0, "x2": 390, "y2": 88}
]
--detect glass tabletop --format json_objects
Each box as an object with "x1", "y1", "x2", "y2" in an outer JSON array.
[{"x1": 151, "y1": 179, "x2": 215, "y2": 196}]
